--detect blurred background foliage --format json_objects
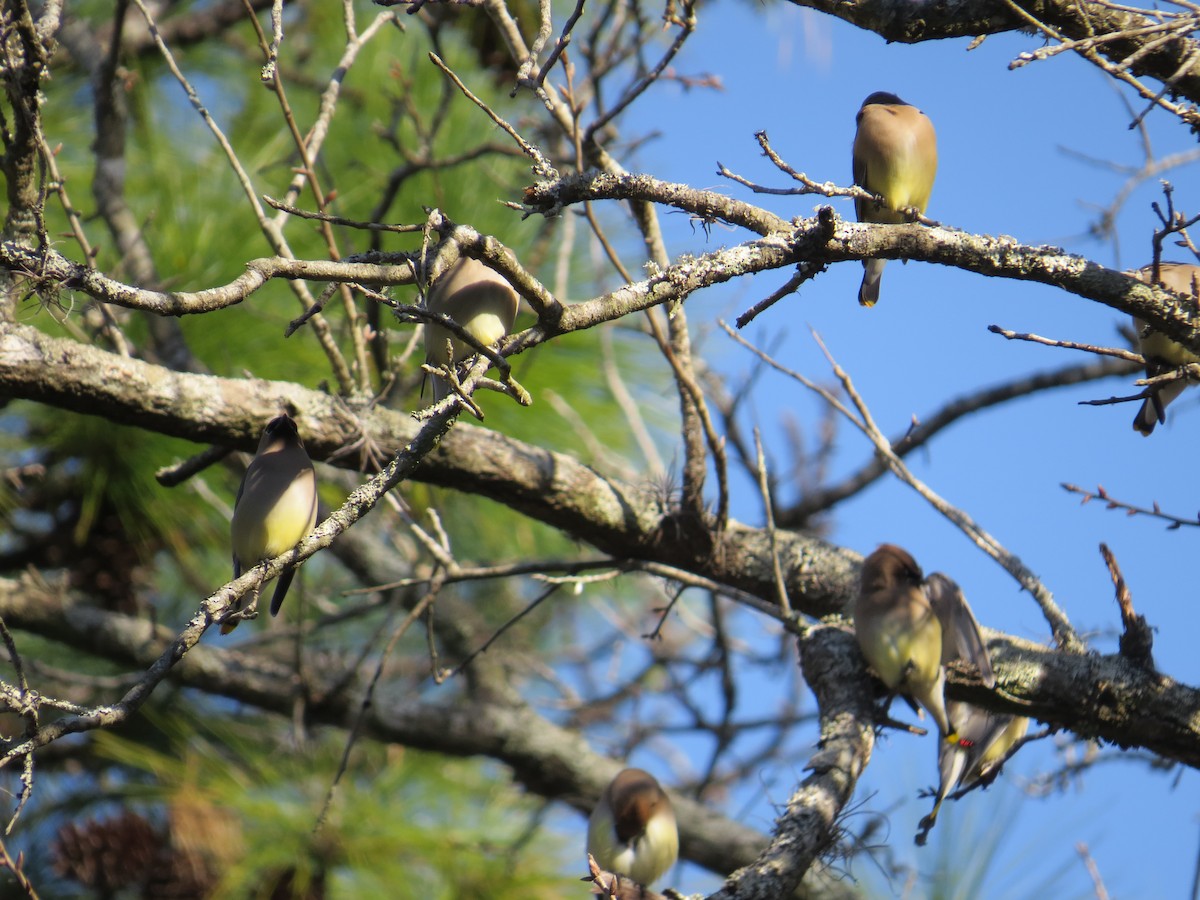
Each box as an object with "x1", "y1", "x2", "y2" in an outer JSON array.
[{"x1": 1, "y1": 0, "x2": 672, "y2": 894}]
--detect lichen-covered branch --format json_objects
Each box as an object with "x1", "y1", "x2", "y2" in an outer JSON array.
[
  {"x1": 3, "y1": 321, "x2": 1200, "y2": 770},
  {"x1": 784, "y1": 0, "x2": 1200, "y2": 119}
]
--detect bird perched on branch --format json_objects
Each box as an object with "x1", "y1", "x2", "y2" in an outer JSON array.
[
  {"x1": 1130, "y1": 261, "x2": 1200, "y2": 435},
  {"x1": 852, "y1": 92, "x2": 938, "y2": 307},
  {"x1": 587, "y1": 768, "x2": 678, "y2": 891},
  {"x1": 423, "y1": 256, "x2": 520, "y2": 402},
  {"x1": 226, "y1": 414, "x2": 317, "y2": 633},
  {"x1": 854, "y1": 545, "x2": 992, "y2": 744}
]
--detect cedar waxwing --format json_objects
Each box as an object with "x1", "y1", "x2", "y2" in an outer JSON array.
[
  {"x1": 587, "y1": 768, "x2": 679, "y2": 889},
  {"x1": 915, "y1": 574, "x2": 1025, "y2": 843},
  {"x1": 226, "y1": 415, "x2": 318, "y2": 633},
  {"x1": 852, "y1": 92, "x2": 938, "y2": 307},
  {"x1": 1130, "y1": 262, "x2": 1200, "y2": 435},
  {"x1": 854, "y1": 545, "x2": 988, "y2": 743},
  {"x1": 423, "y1": 257, "x2": 520, "y2": 402},
  {"x1": 916, "y1": 710, "x2": 1029, "y2": 844}
]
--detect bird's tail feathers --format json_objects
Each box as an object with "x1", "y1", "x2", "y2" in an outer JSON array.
[
  {"x1": 270, "y1": 569, "x2": 298, "y2": 617},
  {"x1": 859, "y1": 259, "x2": 886, "y2": 307},
  {"x1": 1134, "y1": 379, "x2": 1188, "y2": 435}
]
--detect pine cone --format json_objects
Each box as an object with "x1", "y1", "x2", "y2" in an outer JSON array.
[{"x1": 52, "y1": 809, "x2": 162, "y2": 892}]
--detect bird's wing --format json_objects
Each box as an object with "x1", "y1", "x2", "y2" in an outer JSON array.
[{"x1": 924, "y1": 572, "x2": 995, "y2": 687}]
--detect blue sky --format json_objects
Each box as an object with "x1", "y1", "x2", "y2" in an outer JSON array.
[{"x1": 587, "y1": 1, "x2": 1200, "y2": 895}]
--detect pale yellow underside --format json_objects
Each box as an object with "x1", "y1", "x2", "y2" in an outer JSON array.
[
  {"x1": 231, "y1": 459, "x2": 317, "y2": 568},
  {"x1": 587, "y1": 805, "x2": 679, "y2": 887}
]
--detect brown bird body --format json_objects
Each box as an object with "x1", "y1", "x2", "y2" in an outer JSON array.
[
  {"x1": 227, "y1": 415, "x2": 317, "y2": 633},
  {"x1": 1131, "y1": 262, "x2": 1200, "y2": 435},
  {"x1": 852, "y1": 92, "x2": 938, "y2": 307},
  {"x1": 855, "y1": 545, "x2": 953, "y2": 739},
  {"x1": 423, "y1": 257, "x2": 520, "y2": 402},
  {"x1": 587, "y1": 768, "x2": 678, "y2": 889}
]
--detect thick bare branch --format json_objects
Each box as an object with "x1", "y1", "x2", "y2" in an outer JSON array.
[
  {"x1": 784, "y1": 0, "x2": 1200, "y2": 117},
  {"x1": 5, "y1": 322, "x2": 1200, "y2": 771},
  {"x1": 0, "y1": 320, "x2": 861, "y2": 619}
]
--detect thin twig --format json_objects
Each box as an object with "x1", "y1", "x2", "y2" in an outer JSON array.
[
  {"x1": 0, "y1": 620, "x2": 34, "y2": 833},
  {"x1": 753, "y1": 429, "x2": 790, "y2": 616},
  {"x1": 428, "y1": 52, "x2": 557, "y2": 178},
  {"x1": 725, "y1": 318, "x2": 1079, "y2": 648},
  {"x1": 451, "y1": 583, "x2": 563, "y2": 676},
  {"x1": 585, "y1": 0, "x2": 697, "y2": 141},
  {"x1": 154, "y1": 444, "x2": 235, "y2": 487},
  {"x1": 725, "y1": 321, "x2": 1134, "y2": 524},
  {"x1": 533, "y1": 0, "x2": 586, "y2": 86},
  {"x1": 1004, "y1": 0, "x2": 1200, "y2": 128},
  {"x1": 1063, "y1": 482, "x2": 1200, "y2": 529},
  {"x1": 129, "y1": 0, "x2": 358, "y2": 395},
  {"x1": 1099, "y1": 543, "x2": 1155, "y2": 669},
  {"x1": 243, "y1": 0, "x2": 376, "y2": 394},
  {"x1": 988, "y1": 324, "x2": 1144, "y2": 362},
  {"x1": 262, "y1": 196, "x2": 425, "y2": 233},
  {"x1": 735, "y1": 267, "x2": 810, "y2": 330},
  {"x1": 0, "y1": 834, "x2": 39, "y2": 900},
  {"x1": 313, "y1": 590, "x2": 436, "y2": 834},
  {"x1": 1077, "y1": 842, "x2": 1112, "y2": 900},
  {"x1": 807, "y1": 328, "x2": 1080, "y2": 650},
  {"x1": 601, "y1": 327, "x2": 666, "y2": 476}
]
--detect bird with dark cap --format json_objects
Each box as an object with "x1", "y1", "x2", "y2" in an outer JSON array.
[{"x1": 852, "y1": 92, "x2": 938, "y2": 307}]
